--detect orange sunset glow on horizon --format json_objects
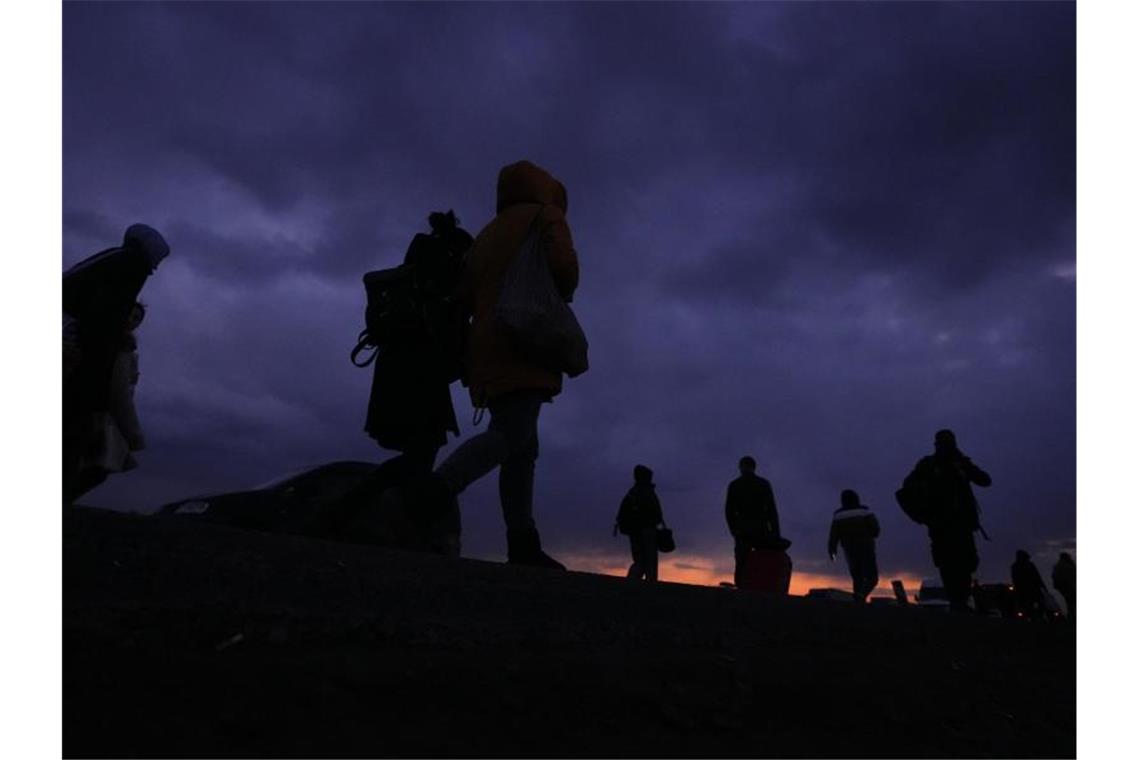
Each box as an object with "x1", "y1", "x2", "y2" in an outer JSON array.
[{"x1": 561, "y1": 550, "x2": 928, "y2": 599}]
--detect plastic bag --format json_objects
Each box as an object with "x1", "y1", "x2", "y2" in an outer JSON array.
[{"x1": 494, "y1": 209, "x2": 589, "y2": 377}]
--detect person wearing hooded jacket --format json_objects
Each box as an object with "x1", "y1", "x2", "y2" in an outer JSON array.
[
  {"x1": 828, "y1": 489, "x2": 881, "y2": 602},
  {"x1": 616, "y1": 465, "x2": 665, "y2": 582},
  {"x1": 63, "y1": 224, "x2": 169, "y2": 503},
  {"x1": 424, "y1": 160, "x2": 580, "y2": 569}
]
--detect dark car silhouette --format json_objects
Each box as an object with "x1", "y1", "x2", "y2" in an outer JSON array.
[
  {"x1": 156, "y1": 460, "x2": 461, "y2": 555},
  {"x1": 157, "y1": 460, "x2": 378, "y2": 535}
]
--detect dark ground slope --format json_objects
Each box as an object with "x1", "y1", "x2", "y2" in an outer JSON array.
[{"x1": 64, "y1": 508, "x2": 1075, "y2": 758}]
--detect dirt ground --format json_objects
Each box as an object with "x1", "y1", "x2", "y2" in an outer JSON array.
[{"x1": 64, "y1": 507, "x2": 1075, "y2": 758}]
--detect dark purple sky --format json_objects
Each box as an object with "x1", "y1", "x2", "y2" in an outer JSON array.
[{"x1": 63, "y1": 1, "x2": 1074, "y2": 588}]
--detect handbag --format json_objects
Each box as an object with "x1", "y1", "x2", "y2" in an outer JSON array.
[
  {"x1": 494, "y1": 207, "x2": 589, "y2": 377},
  {"x1": 656, "y1": 524, "x2": 676, "y2": 553}
]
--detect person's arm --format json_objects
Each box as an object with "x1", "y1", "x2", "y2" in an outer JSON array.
[
  {"x1": 651, "y1": 491, "x2": 664, "y2": 526},
  {"x1": 960, "y1": 456, "x2": 992, "y2": 487},
  {"x1": 725, "y1": 483, "x2": 738, "y2": 536},
  {"x1": 869, "y1": 513, "x2": 881, "y2": 539},
  {"x1": 540, "y1": 206, "x2": 579, "y2": 303}
]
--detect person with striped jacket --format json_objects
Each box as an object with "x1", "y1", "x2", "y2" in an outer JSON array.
[{"x1": 828, "y1": 489, "x2": 881, "y2": 602}]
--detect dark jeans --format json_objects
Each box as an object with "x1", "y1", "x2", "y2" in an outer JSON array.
[
  {"x1": 843, "y1": 543, "x2": 879, "y2": 602},
  {"x1": 930, "y1": 527, "x2": 979, "y2": 611},
  {"x1": 627, "y1": 527, "x2": 659, "y2": 582},
  {"x1": 435, "y1": 390, "x2": 544, "y2": 532},
  {"x1": 733, "y1": 541, "x2": 750, "y2": 588}
]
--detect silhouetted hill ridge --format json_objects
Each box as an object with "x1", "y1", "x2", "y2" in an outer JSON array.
[{"x1": 64, "y1": 507, "x2": 1074, "y2": 758}]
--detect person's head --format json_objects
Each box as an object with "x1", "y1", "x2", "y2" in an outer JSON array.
[
  {"x1": 123, "y1": 223, "x2": 170, "y2": 273},
  {"x1": 427, "y1": 209, "x2": 474, "y2": 254},
  {"x1": 738, "y1": 456, "x2": 757, "y2": 475},
  {"x1": 633, "y1": 464, "x2": 653, "y2": 485},
  {"x1": 934, "y1": 428, "x2": 958, "y2": 456},
  {"x1": 1015, "y1": 549, "x2": 1031, "y2": 563},
  {"x1": 495, "y1": 160, "x2": 567, "y2": 214},
  {"x1": 1060, "y1": 552, "x2": 1073, "y2": 564},
  {"x1": 127, "y1": 302, "x2": 146, "y2": 332},
  {"x1": 840, "y1": 489, "x2": 860, "y2": 509}
]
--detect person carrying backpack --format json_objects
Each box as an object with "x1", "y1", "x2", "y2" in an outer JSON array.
[
  {"x1": 827, "y1": 489, "x2": 881, "y2": 602},
  {"x1": 360, "y1": 210, "x2": 471, "y2": 464},
  {"x1": 325, "y1": 211, "x2": 473, "y2": 552},
  {"x1": 898, "y1": 429, "x2": 992, "y2": 611},
  {"x1": 419, "y1": 160, "x2": 581, "y2": 570},
  {"x1": 615, "y1": 465, "x2": 666, "y2": 582}
]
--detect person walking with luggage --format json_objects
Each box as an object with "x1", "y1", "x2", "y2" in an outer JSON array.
[
  {"x1": 422, "y1": 160, "x2": 581, "y2": 569},
  {"x1": 323, "y1": 211, "x2": 474, "y2": 553},
  {"x1": 63, "y1": 224, "x2": 170, "y2": 503},
  {"x1": 1052, "y1": 552, "x2": 1076, "y2": 621},
  {"x1": 615, "y1": 465, "x2": 666, "y2": 582},
  {"x1": 725, "y1": 456, "x2": 782, "y2": 588},
  {"x1": 827, "y1": 489, "x2": 881, "y2": 602},
  {"x1": 901, "y1": 429, "x2": 992, "y2": 611}
]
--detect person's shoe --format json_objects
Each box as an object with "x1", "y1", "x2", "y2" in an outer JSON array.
[{"x1": 506, "y1": 528, "x2": 566, "y2": 570}]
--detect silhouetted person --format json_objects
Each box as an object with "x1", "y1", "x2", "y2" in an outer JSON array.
[
  {"x1": 1011, "y1": 549, "x2": 1048, "y2": 619},
  {"x1": 324, "y1": 212, "x2": 473, "y2": 553},
  {"x1": 1052, "y1": 552, "x2": 1076, "y2": 620},
  {"x1": 615, "y1": 465, "x2": 665, "y2": 582},
  {"x1": 726, "y1": 456, "x2": 782, "y2": 587},
  {"x1": 63, "y1": 224, "x2": 169, "y2": 503},
  {"x1": 423, "y1": 161, "x2": 579, "y2": 569},
  {"x1": 903, "y1": 429, "x2": 991, "y2": 611},
  {"x1": 828, "y1": 489, "x2": 880, "y2": 602}
]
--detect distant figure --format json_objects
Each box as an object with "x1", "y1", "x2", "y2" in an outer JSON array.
[
  {"x1": 327, "y1": 211, "x2": 473, "y2": 553},
  {"x1": 1011, "y1": 550, "x2": 1049, "y2": 619},
  {"x1": 423, "y1": 160, "x2": 580, "y2": 569},
  {"x1": 1052, "y1": 552, "x2": 1076, "y2": 621},
  {"x1": 68, "y1": 303, "x2": 148, "y2": 502},
  {"x1": 725, "y1": 456, "x2": 782, "y2": 588},
  {"x1": 615, "y1": 465, "x2": 665, "y2": 582},
  {"x1": 828, "y1": 489, "x2": 881, "y2": 603},
  {"x1": 901, "y1": 429, "x2": 992, "y2": 611},
  {"x1": 63, "y1": 224, "x2": 169, "y2": 503}
]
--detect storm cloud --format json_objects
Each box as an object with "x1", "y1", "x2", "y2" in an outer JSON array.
[{"x1": 63, "y1": 1, "x2": 1075, "y2": 586}]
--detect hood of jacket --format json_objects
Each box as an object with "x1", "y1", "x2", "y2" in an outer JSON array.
[{"x1": 496, "y1": 160, "x2": 568, "y2": 214}]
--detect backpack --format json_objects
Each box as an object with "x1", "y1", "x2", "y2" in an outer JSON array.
[
  {"x1": 351, "y1": 233, "x2": 466, "y2": 379},
  {"x1": 896, "y1": 460, "x2": 987, "y2": 536},
  {"x1": 895, "y1": 470, "x2": 931, "y2": 526},
  {"x1": 494, "y1": 207, "x2": 589, "y2": 378}
]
